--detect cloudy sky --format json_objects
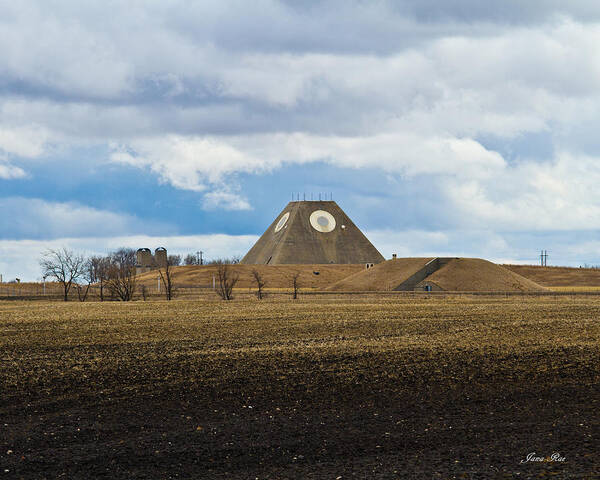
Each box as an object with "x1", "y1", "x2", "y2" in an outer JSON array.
[{"x1": 2, "y1": 0, "x2": 600, "y2": 280}]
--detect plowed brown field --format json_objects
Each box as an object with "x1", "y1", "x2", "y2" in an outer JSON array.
[{"x1": 1, "y1": 296, "x2": 598, "y2": 478}]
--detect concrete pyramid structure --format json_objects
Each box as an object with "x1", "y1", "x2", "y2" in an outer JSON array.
[{"x1": 241, "y1": 200, "x2": 385, "y2": 265}]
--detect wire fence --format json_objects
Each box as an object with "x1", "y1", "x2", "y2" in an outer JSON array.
[
  {"x1": 0, "y1": 283, "x2": 62, "y2": 297},
  {"x1": 2, "y1": 282, "x2": 600, "y2": 302}
]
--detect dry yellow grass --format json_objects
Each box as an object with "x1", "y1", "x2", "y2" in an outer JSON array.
[
  {"x1": 505, "y1": 264, "x2": 600, "y2": 287},
  {"x1": 425, "y1": 258, "x2": 546, "y2": 292},
  {"x1": 549, "y1": 286, "x2": 600, "y2": 292},
  {"x1": 326, "y1": 258, "x2": 546, "y2": 292},
  {"x1": 136, "y1": 264, "x2": 363, "y2": 290},
  {"x1": 326, "y1": 257, "x2": 433, "y2": 291}
]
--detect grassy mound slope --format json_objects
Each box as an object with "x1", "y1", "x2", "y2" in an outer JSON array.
[
  {"x1": 327, "y1": 258, "x2": 433, "y2": 291},
  {"x1": 424, "y1": 258, "x2": 547, "y2": 292}
]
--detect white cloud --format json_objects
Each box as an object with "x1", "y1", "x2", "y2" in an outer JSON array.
[
  {"x1": 108, "y1": 126, "x2": 600, "y2": 230},
  {"x1": 3, "y1": 2, "x2": 600, "y2": 256},
  {"x1": 0, "y1": 11, "x2": 597, "y2": 144},
  {"x1": 0, "y1": 2, "x2": 134, "y2": 99},
  {"x1": 367, "y1": 228, "x2": 556, "y2": 266},
  {"x1": 0, "y1": 162, "x2": 26, "y2": 179},
  {"x1": 0, "y1": 198, "x2": 170, "y2": 239},
  {"x1": 443, "y1": 152, "x2": 600, "y2": 230},
  {"x1": 202, "y1": 191, "x2": 251, "y2": 211},
  {"x1": 0, "y1": 125, "x2": 51, "y2": 158},
  {"x1": 111, "y1": 132, "x2": 505, "y2": 191},
  {"x1": 110, "y1": 135, "x2": 270, "y2": 191},
  {"x1": 0, "y1": 9, "x2": 596, "y2": 161}
]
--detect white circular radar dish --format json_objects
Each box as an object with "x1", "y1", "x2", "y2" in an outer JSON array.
[
  {"x1": 309, "y1": 210, "x2": 336, "y2": 233},
  {"x1": 274, "y1": 212, "x2": 290, "y2": 232}
]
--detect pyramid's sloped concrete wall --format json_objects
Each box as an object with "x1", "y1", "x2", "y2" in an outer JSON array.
[
  {"x1": 240, "y1": 202, "x2": 297, "y2": 264},
  {"x1": 241, "y1": 201, "x2": 385, "y2": 265}
]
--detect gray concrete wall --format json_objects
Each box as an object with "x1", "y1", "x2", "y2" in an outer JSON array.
[
  {"x1": 414, "y1": 281, "x2": 444, "y2": 292},
  {"x1": 241, "y1": 201, "x2": 385, "y2": 265},
  {"x1": 394, "y1": 257, "x2": 456, "y2": 291}
]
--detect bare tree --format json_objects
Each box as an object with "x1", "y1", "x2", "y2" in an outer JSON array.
[
  {"x1": 167, "y1": 254, "x2": 182, "y2": 266},
  {"x1": 76, "y1": 258, "x2": 95, "y2": 302},
  {"x1": 105, "y1": 248, "x2": 137, "y2": 301},
  {"x1": 291, "y1": 272, "x2": 300, "y2": 300},
  {"x1": 216, "y1": 263, "x2": 239, "y2": 300},
  {"x1": 40, "y1": 248, "x2": 86, "y2": 301},
  {"x1": 158, "y1": 255, "x2": 178, "y2": 300},
  {"x1": 251, "y1": 269, "x2": 266, "y2": 299},
  {"x1": 89, "y1": 256, "x2": 110, "y2": 301},
  {"x1": 184, "y1": 253, "x2": 198, "y2": 265},
  {"x1": 207, "y1": 256, "x2": 241, "y2": 265}
]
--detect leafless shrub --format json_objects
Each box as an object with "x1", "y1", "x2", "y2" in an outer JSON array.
[
  {"x1": 252, "y1": 269, "x2": 266, "y2": 299},
  {"x1": 76, "y1": 259, "x2": 96, "y2": 302},
  {"x1": 40, "y1": 248, "x2": 86, "y2": 302},
  {"x1": 207, "y1": 256, "x2": 241, "y2": 265},
  {"x1": 216, "y1": 263, "x2": 239, "y2": 300},
  {"x1": 184, "y1": 253, "x2": 198, "y2": 265},
  {"x1": 89, "y1": 256, "x2": 110, "y2": 301},
  {"x1": 167, "y1": 254, "x2": 182, "y2": 266},
  {"x1": 158, "y1": 256, "x2": 178, "y2": 300},
  {"x1": 106, "y1": 248, "x2": 137, "y2": 301},
  {"x1": 291, "y1": 272, "x2": 300, "y2": 299}
]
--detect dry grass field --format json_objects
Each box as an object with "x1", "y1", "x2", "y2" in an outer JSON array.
[
  {"x1": 424, "y1": 258, "x2": 546, "y2": 292},
  {"x1": 137, "y1": 264, "x2": 364, "y2": 290},
  {"x1": 1, "y1": 296, "x2": 599, "y2": 478},
  {"x1": 505, "y1": 264, "x2": 600, "y2": 288},
  {"x1": 4, "y1": 262, "x2": 590, "y2": 301},
  {"x1": 550, "y1": 286, "x2": 600, "y2": 293}
]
